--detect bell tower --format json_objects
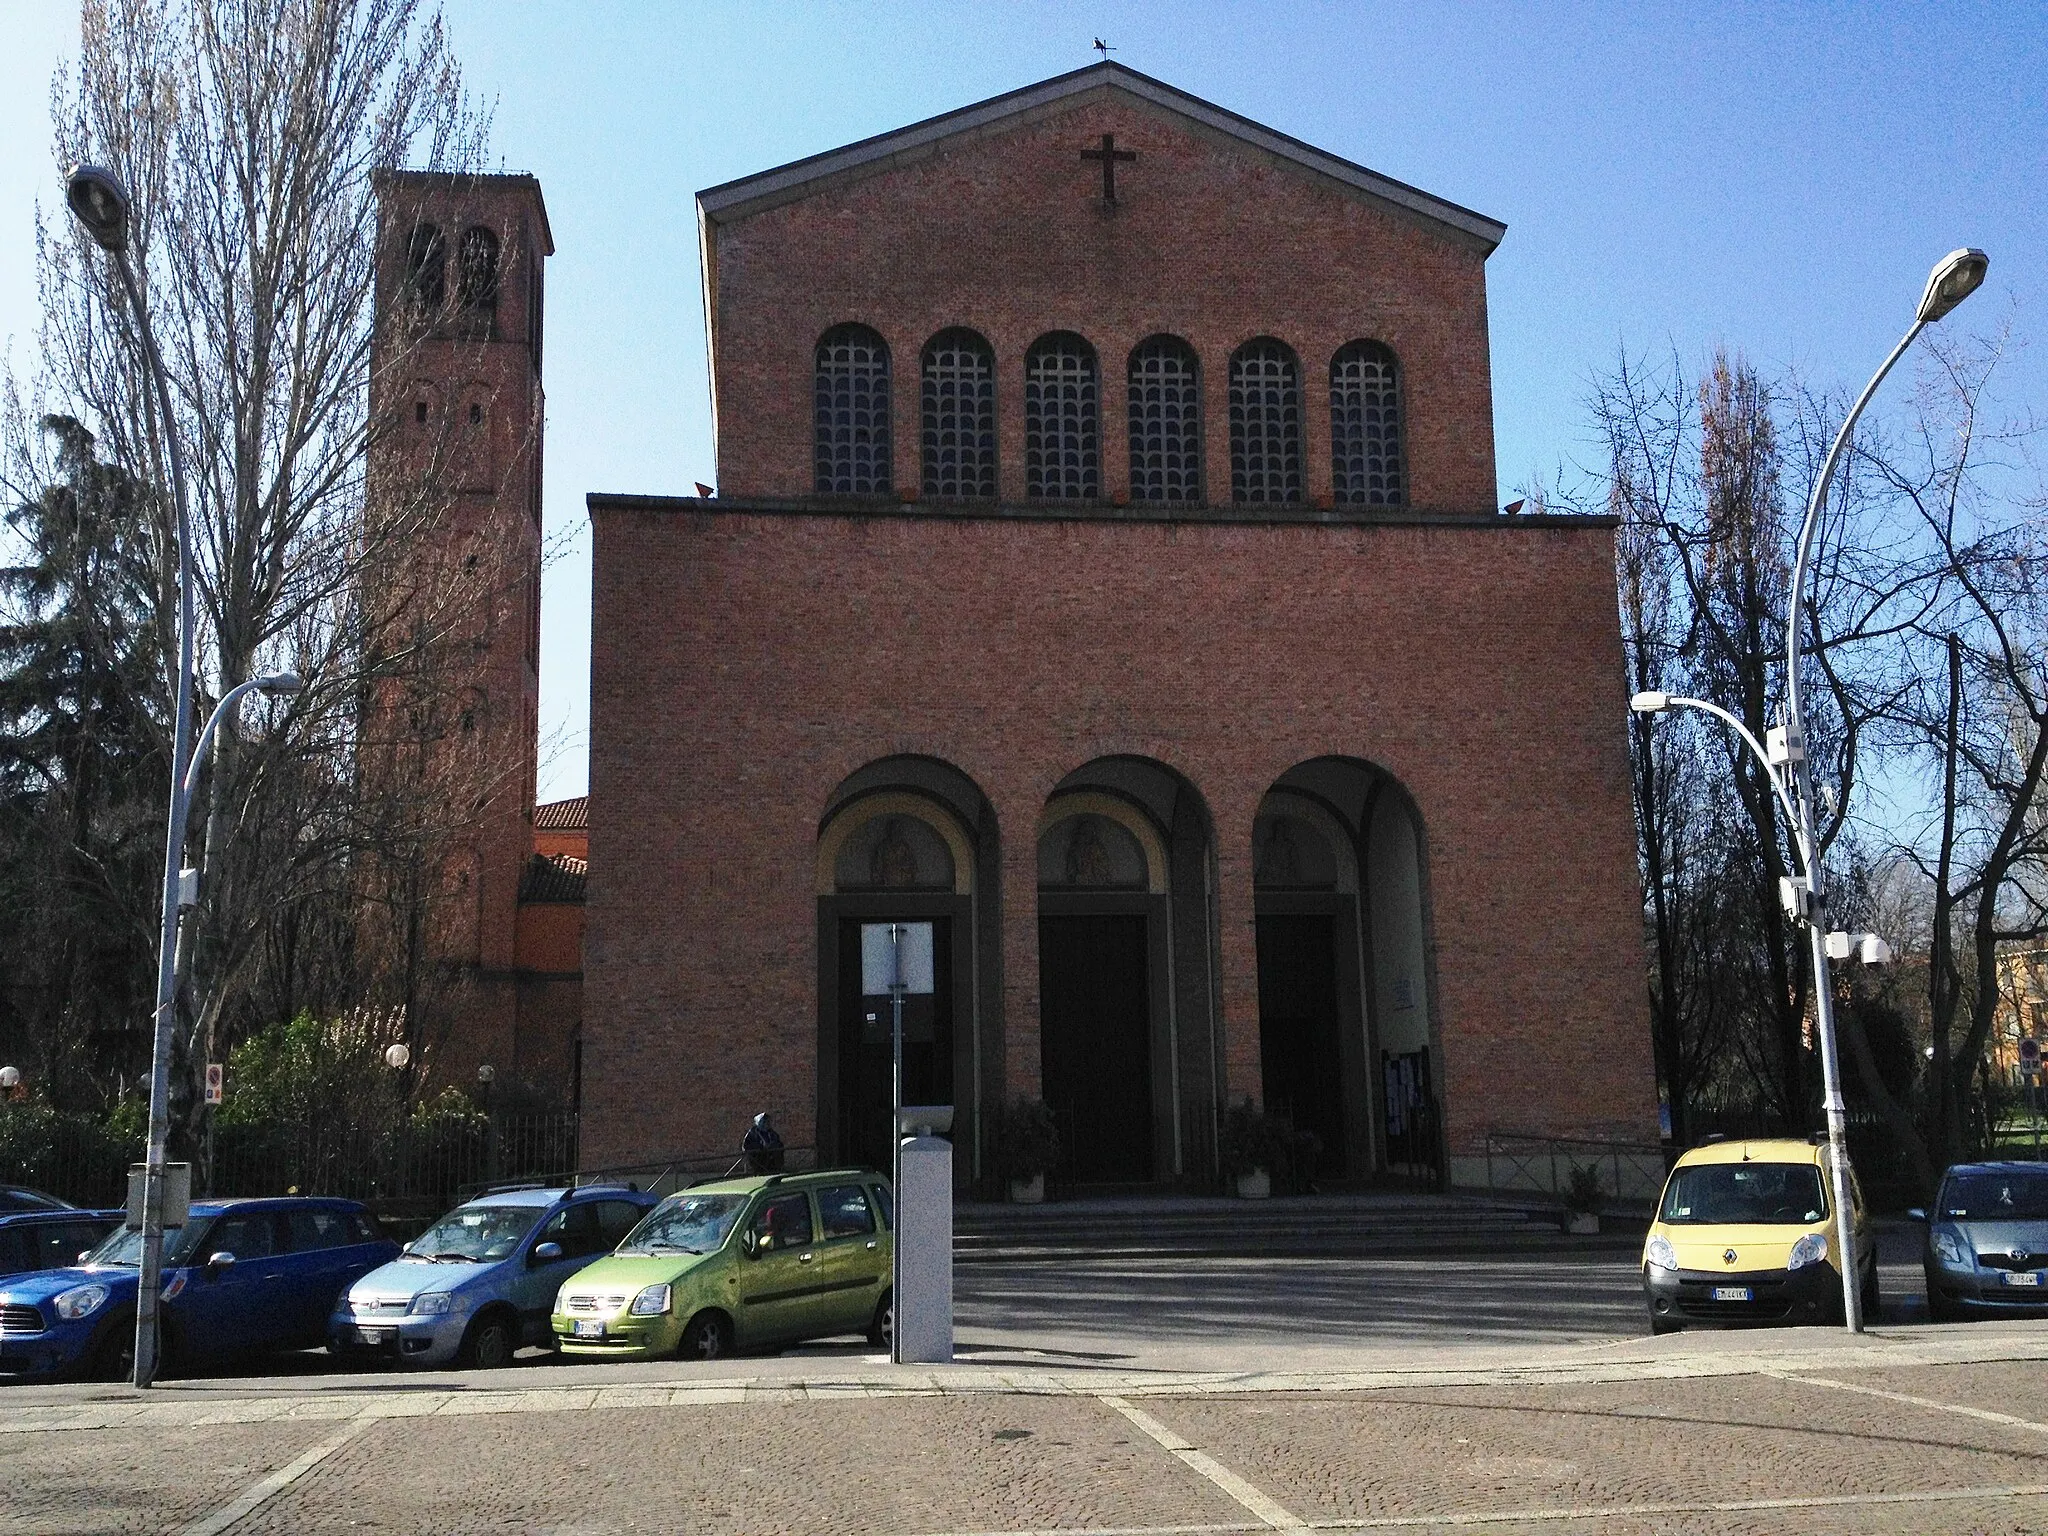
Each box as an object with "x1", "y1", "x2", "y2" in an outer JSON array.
[{"x1": 367, "y1": 170, "x2": 552, "y2": 1088}]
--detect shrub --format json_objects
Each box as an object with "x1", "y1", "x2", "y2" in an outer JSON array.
[
  {"x1": 1219, "y1": 1097, "x2": 1291, "y2": 1179},
  {"x1": 993, "y1": 1097, "x2": 1060, "y2": 1181},
  {"x1": 1564, "y1": 1162, "x2": 1605, "y2": 1215}
]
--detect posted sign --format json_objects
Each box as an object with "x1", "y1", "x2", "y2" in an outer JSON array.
[
  {"x1": 860, "y1": 922, "x2": 934, "y2": 996},
  {"x1": 203, "y1": 1062, "x2": 224, "y2": 1105},
  {"x1": 2021, "y1": 1038, "x2": 2041, "y2": 1078}
]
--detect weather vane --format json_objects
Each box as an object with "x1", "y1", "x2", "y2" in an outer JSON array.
[{"x1": 1092, "y1": 37, "x2": 1115, "y2": 57}]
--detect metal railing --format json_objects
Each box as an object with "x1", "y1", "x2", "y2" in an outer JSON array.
[{"x1": 1481, "y1": 1129, "x2": 1669, "y2": 1206}]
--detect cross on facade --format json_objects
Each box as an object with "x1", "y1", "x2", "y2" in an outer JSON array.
[{"x1": 1080, "y1": 132, "x2": 1136, "y2": 206}]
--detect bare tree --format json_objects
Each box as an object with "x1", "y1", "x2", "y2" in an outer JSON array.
[{"x1": 12, "y1": 0, "x2": 528, "y2": 1156}]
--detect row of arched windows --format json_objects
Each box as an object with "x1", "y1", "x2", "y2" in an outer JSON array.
[
  {"x1": 405, "y1": 222, "x2": 500, "y2": 316},
  {"x1": 813, "y1": 325, "x2": 1405, "y2": 506}
]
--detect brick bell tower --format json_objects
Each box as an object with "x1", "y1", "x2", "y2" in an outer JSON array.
[{"x1": 367, "y1": 171, "x2": 552, "y2": 1093}]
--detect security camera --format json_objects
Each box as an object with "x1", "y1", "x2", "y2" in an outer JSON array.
[{"x1": 1824, "y1": 931, "x2": 1892, "y2": 967}]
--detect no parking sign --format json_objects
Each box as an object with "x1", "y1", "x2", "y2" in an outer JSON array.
[{"x1": 2021, "y1": 1038, "x2": 2041, "y2": 1078}]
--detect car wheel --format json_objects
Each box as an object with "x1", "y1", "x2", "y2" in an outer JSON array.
[
  {"x1": 460, "y1": 1313, "x2": 517, "y2": 1371},
  {"x1": 1927, "y1": 1282, "x2": 1960, "y2": 1323},
  {"x1": 866, "y1": 1290, "x2": 893, "y2": 1350},
  {"x1": 679, "y1": 1310, "x2": 733, "y2": 1361},
  {"x1": 1648, "y1": 1307, "x2": 1680, "y2": 1336},
  {"x1": 1860, "y1": 1260, "x2": 1881, "y2": 1323},
  {"x1": 88, "y1": 1318, "x2": 135, "y2": 1382}
]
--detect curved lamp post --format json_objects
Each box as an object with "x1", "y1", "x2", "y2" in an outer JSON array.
[
  {"x1": 1634, "y1": 247, "x2": 1987, "y2": 1335},
  {"x1": 68, "y1": 162, "x2": 196, "y2": 1388}
]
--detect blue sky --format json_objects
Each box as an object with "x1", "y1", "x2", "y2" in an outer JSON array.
[{"x1": 1, "y1": 2, "x2": 2042, "y2": 801}]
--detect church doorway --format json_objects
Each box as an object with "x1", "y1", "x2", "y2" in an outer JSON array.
[
  {"x1": 816, "y1": 759, "x2": 997, "y2": 1184},
  {"x1": 1253, "y1": 759, "x2": 1440, "y2": 1183},
  {"x1": 1039, "y1": 911, "x2": 1150, "y2": 1181},
  {"x1": 1036, "y1": 759, "x2": 1215, "y2": 1188}
]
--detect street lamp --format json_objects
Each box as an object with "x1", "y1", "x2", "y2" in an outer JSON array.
[
  {"x1": 0, "y1": 1066, "x2": 20, "y2": 1093},
  {"x1": 1637, "y1": 247, "x2": 1986, "y2": 1335},
  {"x1": 1785, "y1": 246, "x2": 1985, "y2": 1333},
  {"x1": 68, "y1": 162, "x2": 197, "y2": 1389}
]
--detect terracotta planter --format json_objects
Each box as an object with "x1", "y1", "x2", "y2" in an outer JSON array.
[
  {"x1": 1235, "y1": 1168, "x2": 1271, "y2": 1200},
  {"x1": 1566, "y1": 1211, "x2": 1600, "y2": 1235},
  {"x1": 1007, "y1": 1173, "x2": 1045, "y2": 1204}
]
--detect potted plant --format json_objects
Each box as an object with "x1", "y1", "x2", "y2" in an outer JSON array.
[
  {"x1": 1220, "y1": 1097, "x2": 1287, "y2": 1199},
  {"x1": 1564, "y1": 1162, "x2": 1604, "y2": 1234},
  {"x1": 994, "y1": 1097, "x2": 1059, "y2": 1203}
]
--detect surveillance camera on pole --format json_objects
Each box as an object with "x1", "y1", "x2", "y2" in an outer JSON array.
[{"x1": 1825, "y1": 931, "x2": 1893, "y2": 968}]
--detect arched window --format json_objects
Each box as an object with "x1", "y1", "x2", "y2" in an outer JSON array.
[
  {"x1": 1229, "y1": 339, "x2": 1301, "y2": 503},
  {"x1": 1331, "y1": 340, "x2": 1404, "y2": 506},
  {"x1": 405, "y1": 223, "x2": 445, "y2": 310},
  {"x1": 1127, "y1": 335, "x2": 1202, "y2": 503},
  {"x1": 814, "y1": 324, "x2": 892, "y2": 495},
  {"x1": 921, "y1": 329, "x2": 996, "y2": 498},
  {"x1": 1025, "y1": 333, "x2": 1099, "y2": 499},
  {"x1": 458, "y1": 225, "x2": 500, "y2": 313}
]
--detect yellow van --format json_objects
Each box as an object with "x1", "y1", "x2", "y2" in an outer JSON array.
[{"x1": 1643, "y1": 1137, "x2": 1874, "y2": 1333}]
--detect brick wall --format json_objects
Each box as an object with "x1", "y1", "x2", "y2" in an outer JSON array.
[
  {"x1": 706, "y1": 89, "x2": 1498, "y2": 514},
  {"x1": 583, "y1": 501, "x2": 1657, "y2": 1171}
]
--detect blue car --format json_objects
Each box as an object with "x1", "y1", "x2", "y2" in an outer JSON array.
[
  {"x1": 0, "y1": 1208, "x2": 123, "y2": 1281},
  {"x1": 331, "y1": 1184, "x2": 655, "y2": 1369},
  {"x1": 0, "y1": 1196, "x2": 397, "y2": 1381},
  {"x1": 1917, "y1": 1162, "x2": 2048, "y2": 1321}
]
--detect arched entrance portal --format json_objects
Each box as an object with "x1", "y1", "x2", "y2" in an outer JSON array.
[
  {"x1": 1253, "y1": 759, "x2": 1439, "y2": 1182},
  {"x1": 816, "y1": 758, "x2": 998, "y2": 1178},
  {"x1": 1037, "y1": 758, "x2": 1217, "y2": 1186}
]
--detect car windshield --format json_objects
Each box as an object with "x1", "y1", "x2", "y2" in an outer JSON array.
[
  {"x1": 85, "y1": 1220, "x2": 209, "y2": 1268},
  {"x1": 405, "y1": 1204, "x2": 537, "y2": 1262},
  {"x1": 1942, "y1": 1171, "x2": 2048, "y2": 1220},
  {"x1": 1659, "y1": 1162, "x2": 1827, "y2": 1225},
  {"x1": 0, "y1": 1188, "x2": 68, "y2": 1212},
  {"x1": 617, "y1": 1194, "x2": 746, "y2": 1256}
]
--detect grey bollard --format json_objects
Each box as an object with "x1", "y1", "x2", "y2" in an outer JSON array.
[{"x1": 896, "y1": 1132, "x2": 953, "y2": 1362}]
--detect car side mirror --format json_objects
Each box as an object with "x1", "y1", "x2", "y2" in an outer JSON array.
[
  {"x1": 205, "y1": 1251, "x2": 235, "y2": 1273},
  {"x1": 77, "y1": 1250, "x2": 94, "y2": 1264},
  {"x1": 531, "y1": 1241, "x2": 563, "y2": 1264},
  {"x1": 1906, "y1": 1208, "x2": 1927, "y2": 1222},
  {"x1": 740, "y1": 1229, "x2": 761, "y2": 1259}
]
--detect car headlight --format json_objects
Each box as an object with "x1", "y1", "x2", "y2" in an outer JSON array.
[
  {"x1": 1934, "y1": 1231, "x2": 1966, "y2": 1266},
  {"x1": 53, "y1": 1284, "x2": 109, "y2": 1321},
  {"x1": 629, "y1": 1283, "x2": 672, "y2": 1316},
  {"x1": 411, "y1": 1291, "x2": 454, "y2": 1316},
  {"x1": 1787, "y1": 1232, "x2": 1829, "y2": 1271},
  {"x1": 1644, "y1": 1236, "x2": 1677, "y2": 1272}
]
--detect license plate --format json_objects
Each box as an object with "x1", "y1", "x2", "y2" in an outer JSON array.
[
  {"x1": 1711, "y1": 1286, "x2": 1753, "y2": 1302},
  {"x1": 354, "y1": 1327, "x2": 394, "y2": 1345},
  {"x1": 573, "y1": 1319, "x2": 605, "y2": 1338},
  {"x1": 2005, "y1": 1271, "x2": 2043, "y2": 1287}
]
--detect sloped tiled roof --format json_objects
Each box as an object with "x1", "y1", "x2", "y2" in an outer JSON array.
[
  {"x1": 519, "y1": 852, "x2": 587, "y2": 903},
  {"x1": 535, "y1": 796, "x2": 587, "y2": 831}
]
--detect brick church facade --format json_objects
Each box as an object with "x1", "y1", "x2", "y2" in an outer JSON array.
[
  {"x1": 372, "y1": 64, "x2": 1654, "y2": 1188},
  {"x1": 572, "y1": 63, "x2": 1658, "y2": 1190}
]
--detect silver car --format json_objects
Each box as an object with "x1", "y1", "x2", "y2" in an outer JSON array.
[
  {"x1": 329, "y1": 1185, "x2": 653, "y2": 1368},
  {"x1": 1916, "y1": 1162, "x2": 2048, "y2": 1321}
]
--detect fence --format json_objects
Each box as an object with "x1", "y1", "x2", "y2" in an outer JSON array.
[
  {"x1": 0, "y1": 1107, "x2": 579, "y2": 1215},
  {"x1": 1479, "y1": 1130, "x2": 1669, "y2": 1206}
]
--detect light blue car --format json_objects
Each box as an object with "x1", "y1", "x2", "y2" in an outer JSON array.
[{"x1": 328, "y1": 1184, "x2": 654, "y2": 1369}]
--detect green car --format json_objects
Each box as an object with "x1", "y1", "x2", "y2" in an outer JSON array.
[{"x1": 551, "y1": 1170, "x2": 893, "y2": 1360}]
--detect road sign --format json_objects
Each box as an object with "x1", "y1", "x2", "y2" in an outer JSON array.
[
  {"x1": 2021, "y1": 1038, "x2": 2041, "y2": 1078},
  {"x1": 860, "y1": 922, "x2": 934, "y2": 995},
  {"x1": 203, "y1": 1062, "x2": 224, "y2": 1105}
]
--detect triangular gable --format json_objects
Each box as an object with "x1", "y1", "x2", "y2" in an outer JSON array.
[{"x1": 695, "y1": 61, "x2": 1504, "y2": 252}]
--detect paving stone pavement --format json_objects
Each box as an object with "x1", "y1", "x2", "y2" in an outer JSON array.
[{"x1": 11, "y1": 1325, "x2": 2048, "y2": 1533}]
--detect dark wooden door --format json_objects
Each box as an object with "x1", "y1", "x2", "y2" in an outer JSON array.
[
  {"x1": 837, "y1": 918, "x2": 953, "y2": 1175},
  {"x1": 1039, "y1": 913, "x2": 1152, "y2": 1183},
  {"x1": 1256, "y1": 913, "x2": 1347, "y2": 1177}
]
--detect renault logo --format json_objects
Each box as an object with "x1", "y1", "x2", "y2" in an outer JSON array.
[{"x1": 1723, "y1": 1249, "x2": 1738, "y2": 1265}]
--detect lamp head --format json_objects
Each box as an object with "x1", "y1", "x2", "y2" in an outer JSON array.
[
  {"x1": 383, "y1": 1043, "x2": 410, "y2": 1071},
  {"x1": 1630, "y1": 690, "x2": 1672, "y2": 715},
  {"x1": 65, "y1": 165, "x2": 132, "y2": 253},
  {"x1": 1917, "y1": 248, "x2": 1989, "y2": 324},
  {"x1": 255, "y1": 671, "x2": 302, "y2": 695},
  {"x1": 0, "y1": 1066, "x2": 20, "y2": 1091}
]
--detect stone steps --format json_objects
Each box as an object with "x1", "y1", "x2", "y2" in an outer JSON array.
[{"x1": 951, "y1": 1192, "x2": 1648, "y2": 1261}]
